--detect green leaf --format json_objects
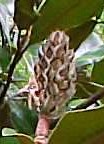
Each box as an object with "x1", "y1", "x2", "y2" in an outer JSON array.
[
  {"x1": 0, "y1": 134, "x2": 34, "y2": 144},
  {"x1": 67, "y1": 99, "x2": 87, "y2": 110},
  {"x1": 13, "y1": 55, "x2": 32, "y2": 88},
  {"x1": 9, "y1": 101, "x2": 38, "y2": 137},
  {"x1": 31, "y1": 20, "x2": 96, "y2": 50},
  {"x1": 14, "y1": 0, "x2": 36, "y2": 29},
  {"x1": 0, "y1": 103, "x2": 11, "y2": 131},
  {"x1": 2, "y1": 128, "x2": 17, "y2": 136},
  {"x1": 75, "y1": 32, "x2": 103, "y2": 60},
  {"x1": 49, "y1": 106, "x2": 104, "y2": 144},
  {"x1": 0, "y1": 137, "x2": 20, "y2": 144},
  {"x1": 27, "y1": 43, "x2": 40, "y2": 56},
  {"x1": 76, "y1": 68, "x2": 102, "y2": 99},
  {"x1": 75, "y1": 80, "x2": 100, "y2": 99},
  {"x1": 16, "y1": 134, "x2": 34, "y2": 144},
  {"x1": 75, "y1": 45, "x2": 104, "y2": 68},
  {"x1": 2, "y1": 128, "x2": 34, "y2": 144},
  {"x1": 68, "y1": 20, "x2": 96, "y2": 49},
  {"x1": 31, "y1": 0, "x2": 104, "y2": 43},
  {"x1": 0, "y1": 46, "x2": 11, "y2": 71},
  {"x1": 91, "y1": 59, "x2": 104, "y2": 85}
]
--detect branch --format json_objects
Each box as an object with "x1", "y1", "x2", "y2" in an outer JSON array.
[
  {"x1": 74, "y1": 87, "x2": 104, "y2": 110},
  {"x1": 0, "y1": 25, "x2": 33, "y2": 104}
]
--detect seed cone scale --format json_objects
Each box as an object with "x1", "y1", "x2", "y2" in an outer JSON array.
[{"x1": 29, "y1": 31, "x2": 77, "y2": 119}]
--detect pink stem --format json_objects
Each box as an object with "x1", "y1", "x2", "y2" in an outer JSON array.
[{"x1": 34, "y1": 115, "x2": 50, "y2": 144}]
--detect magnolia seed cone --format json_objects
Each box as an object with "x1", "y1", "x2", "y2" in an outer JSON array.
[{"x1": 29, "y1": 30, "x2": 77, "y2": 119}]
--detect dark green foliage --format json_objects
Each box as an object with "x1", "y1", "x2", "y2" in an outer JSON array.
[{"x1": 0, "y1": 0, "x2": 104, "y2": 144}]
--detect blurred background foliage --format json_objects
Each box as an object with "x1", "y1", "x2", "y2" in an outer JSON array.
[{"x1": 0, "y1": 0, "x2": 104, "y2": 144}]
